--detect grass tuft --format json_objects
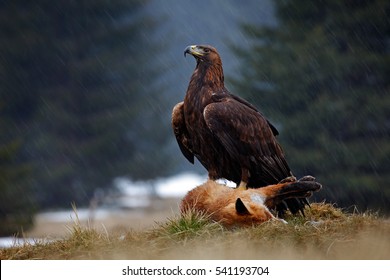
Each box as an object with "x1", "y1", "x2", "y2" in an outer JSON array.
[{"x1": 155, "y1": 210, "x2": 224, "y2": 240}]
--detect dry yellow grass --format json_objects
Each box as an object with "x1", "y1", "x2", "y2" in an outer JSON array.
[{"x1": 1, "y1": 203, "x2": 389, "y2": 260}]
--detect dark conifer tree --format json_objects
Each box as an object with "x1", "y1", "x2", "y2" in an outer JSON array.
[
  {"x1": 233, "y1": 0, "x2": 390, "y2": 212},
  {"x1": 0, "y1": 0, "x2": 172, "y2": 211}
]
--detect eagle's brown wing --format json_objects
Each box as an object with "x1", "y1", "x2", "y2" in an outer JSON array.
[
  {"x1": 203, "y1": 97, "x2": 291, "y2": 186},
  {"x1": 229, "y1": 93, "x2": 279, "y2": 137},
  {"x1": 172, "y1": 102, "x2": 194, "y2": 164}
]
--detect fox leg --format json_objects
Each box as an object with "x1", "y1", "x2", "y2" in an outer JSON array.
[
  {"x1": 258, "y1": 182, "x2": 292, "y2": 198},
  {"x1": 278, "y1": 176, "x2": 297, "y2": 183},
  {"x1": 259, "y1": 179, "x2": 321, "y2": 210},
  {"x1": 298, "y1": 175, "x2": 315, "y2": 182}
]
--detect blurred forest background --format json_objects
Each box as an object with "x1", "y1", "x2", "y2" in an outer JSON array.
[{"x1": 0, "y1": 0, "x2": 389, "y2": 236}]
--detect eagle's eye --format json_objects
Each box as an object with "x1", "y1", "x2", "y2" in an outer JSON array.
[{"x1": 204, "y1": 48, "x2": 210, "y2": 53}]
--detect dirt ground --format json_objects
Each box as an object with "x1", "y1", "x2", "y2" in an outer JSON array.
[{"x1": 26, "y1": 198, "x2": 182, "y2": 238}]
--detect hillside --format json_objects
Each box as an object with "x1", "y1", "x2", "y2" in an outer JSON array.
[{"x1": 1, "y1": 203, "x2": 389, "y2": 260}]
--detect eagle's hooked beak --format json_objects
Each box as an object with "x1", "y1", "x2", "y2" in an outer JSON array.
[{"x1": 184, "y1": 45, "x2": 204, "y2": 58}]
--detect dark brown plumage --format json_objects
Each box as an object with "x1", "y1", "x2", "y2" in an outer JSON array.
[{"x1": 172, "y1": 44, "x2": 307, "y2": 214}]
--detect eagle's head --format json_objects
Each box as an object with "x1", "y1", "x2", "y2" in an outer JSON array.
[{"x1": 184, "y1": 45, "x2": 221, "y2": 66}]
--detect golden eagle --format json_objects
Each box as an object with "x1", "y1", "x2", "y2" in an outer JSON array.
[{"x1": 172, "y1": 45, "x2": 307, "y2": 214}]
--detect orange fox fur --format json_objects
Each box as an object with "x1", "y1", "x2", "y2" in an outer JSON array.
[{"x1": 180, "y1": 178, "x2": 321, "y2": 228}]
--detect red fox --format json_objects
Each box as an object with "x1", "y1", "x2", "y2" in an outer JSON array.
[{"x1": 180, "y1": 176, "x2": 321, "y2": 227}]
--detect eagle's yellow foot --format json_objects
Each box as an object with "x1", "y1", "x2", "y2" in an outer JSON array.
[{"x1": 236, "y1": 181, "x2": 248, "y2": 190}]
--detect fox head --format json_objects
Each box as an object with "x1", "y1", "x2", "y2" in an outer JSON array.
[{"x1": 218, "y1": 195, "x2": 276, "y2": 227}]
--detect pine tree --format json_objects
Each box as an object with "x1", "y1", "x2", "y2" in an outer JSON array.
[
  {"x1": 0, "y1": 0, "x2": 171, "y2": 209},
  {"x1": 233, "y1": 0, "x2": 390, "y2": 212},
  {"x1": 0, "y1": 102, "x2": 35, "y2": 236}
]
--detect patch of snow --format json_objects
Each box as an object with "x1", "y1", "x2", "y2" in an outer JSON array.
[
  {"x1": 114, "y1": 178, "x2": 152, "y2": 196},
  {"x1": 114, "y1": 172, "x2": 207, "y2": 199},
  {"x1": 154, "y1": 172, "x2": 207, "y2": 198},
  {"x1": 0, "y1": 237, "x2": 50, "y2": 248},
  {"x1": 37, "y1": 208, "x2": 111, "y2": 222},
  {"x1": 114, "y1": 197, "x2": 150, "y2": 209}
]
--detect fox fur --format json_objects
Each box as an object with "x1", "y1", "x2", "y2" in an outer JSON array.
[{"x1": 180, "y1": 176, "x2": 322, "y2": 228}]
